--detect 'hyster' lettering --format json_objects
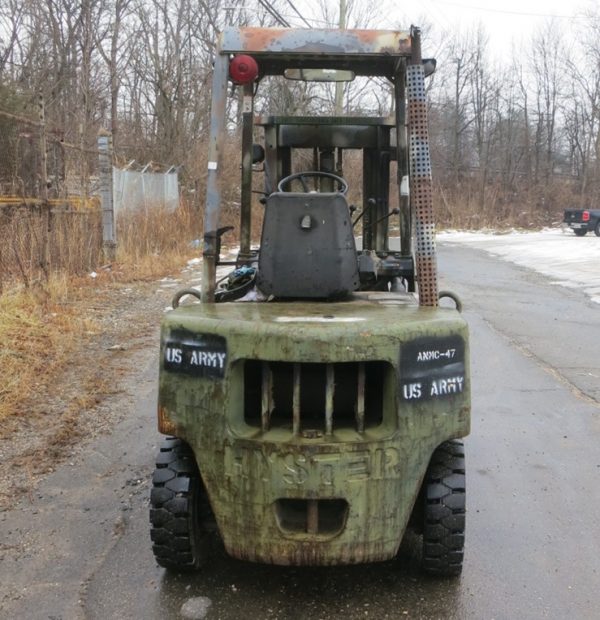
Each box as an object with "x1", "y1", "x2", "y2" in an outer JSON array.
[{"x1": 223, "y1": 445, "x2": 404, "y2": 495}]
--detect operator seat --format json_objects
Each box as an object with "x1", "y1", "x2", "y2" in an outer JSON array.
[{"x1": 257, "y1": 191, "x2": 359, "y2": 299}]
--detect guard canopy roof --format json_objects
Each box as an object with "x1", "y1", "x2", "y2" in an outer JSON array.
[{"x1": 220, "y1": 27, "x2": 414, "y2": 77}]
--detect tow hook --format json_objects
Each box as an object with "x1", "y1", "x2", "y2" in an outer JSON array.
[
  {"x1": 439, "y1": 290, "x2": 463, "y2": 312},
  {"x1": 172, "y1": 288, "x2": 202, "y2": 309}
]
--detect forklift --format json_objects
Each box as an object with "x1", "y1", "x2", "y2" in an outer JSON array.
[{"x1": 150, "y1": 26, "x2": 470, "y2": 576}]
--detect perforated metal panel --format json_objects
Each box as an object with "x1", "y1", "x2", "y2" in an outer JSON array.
[{"x1": 407, "y1": 64, "x2": 438, "y2": 307}]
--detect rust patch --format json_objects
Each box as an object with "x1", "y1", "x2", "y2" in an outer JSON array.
[
  {"x1": 353, "y1": 29, "x2": 411, "y2": 54},
  {"x1": 157, "y1": 405, "x2": 177, "y2": 435},
  {"x1": 354, "y1": 29, "x2": 389, "y2": 43},
  {"x1": 241, "y1": 28, "x2": 287, "y2": 51},
  {"x1": 355, "y1": 362, "x2": 365, "y2": 432},
  {"x1": 307, "y1": 500, "x2": 319, "y2": 534},
  {"x1": 224, "y1": 539, "x2": 395, "y2": 566},
  {"x1": 407, "y1": 58, "x2": 438, "y2": 307},
  {"x1": 232, "y1": 27, "x2": 412, "y2": 56},
  {"x1": 416, "y1": 255, "x2": 438, "y2": 307}
]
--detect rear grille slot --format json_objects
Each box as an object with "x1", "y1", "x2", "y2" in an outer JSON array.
[
  {"x1": 244, "y1": 361, "x2": 389, "y2": 435},
  {"x1": 275, "y1": 499, "x2": 348, "y2": 535}
]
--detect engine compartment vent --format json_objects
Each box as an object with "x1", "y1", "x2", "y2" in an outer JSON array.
[{"x1": 244, "y1": 360, "x2": 391, "y2": 435}]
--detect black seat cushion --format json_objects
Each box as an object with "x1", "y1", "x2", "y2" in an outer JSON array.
[{"x1": 257, "y1": 192, "x2": 359, "y2": 299}]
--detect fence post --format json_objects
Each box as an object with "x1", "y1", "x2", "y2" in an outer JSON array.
[
  {"x1": 39, "y1": 93, "x2": 50, "y2": 280},
  {"x1": 0, "y1": 235, "x2": 3, "y2": 295},
  {"x1": 98, "y1": 130, "x2": 116, "y2": 262}
]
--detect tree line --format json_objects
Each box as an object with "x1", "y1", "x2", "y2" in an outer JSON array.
[
  {"x1": 426, "y1": 14, "x2": 600, "y2": 226},
  {"x1": 1, "y1": 0, "x2": 599, "y2": 227}
]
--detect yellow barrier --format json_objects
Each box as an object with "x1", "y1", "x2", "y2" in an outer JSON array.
[{"x1": 0, "y1": 196, "x2": 101, "y2": 210}]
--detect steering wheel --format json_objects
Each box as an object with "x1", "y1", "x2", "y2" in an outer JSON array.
[{"x1": 277, "y1": 171, "x2": 349, "y2": 194}]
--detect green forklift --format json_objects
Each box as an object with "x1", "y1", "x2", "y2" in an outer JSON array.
[{"x1": 150, "y1": 26, "x2": 470, "y2": 576}]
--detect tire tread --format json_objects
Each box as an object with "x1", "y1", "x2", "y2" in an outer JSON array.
[
  {"x1": 149, "y1": 437, "x2": 210, "y2": 571},
  {"x1": 422, "y1": 439, "x2": 466, "y2": 577}
]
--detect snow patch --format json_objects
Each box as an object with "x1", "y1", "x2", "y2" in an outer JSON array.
[{"x1": 439, "y1": 228, "x2": 600, "y2": 304}]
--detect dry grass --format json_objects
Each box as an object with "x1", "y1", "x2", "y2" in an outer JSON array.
[
  {"x1": 434, "y1": 178, "x2": 571, "y2": 230},
  {"x1": 0, "y1": 205, "x2": 102, "y2": 290},
  {"x1": 115, "y1": 200, "x2": 203, "y2": 279},
  {"x1": 0, "y1": 200, "x2": 203, "y2": 435},
  {"x1": 0, "y1": 169, "x2": 229, "y2": 499},
  {"x1": 0, "y1": 275, "x2": 96, "y2": 432}
]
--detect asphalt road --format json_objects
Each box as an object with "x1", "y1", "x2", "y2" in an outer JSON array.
[{"x1": 1, "y1": 244, "x2": 599, "y2": 620}]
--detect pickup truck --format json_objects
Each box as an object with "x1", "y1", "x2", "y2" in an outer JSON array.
[{"x1": 563, "y1": 209, "x2": 600, "y2": 236}]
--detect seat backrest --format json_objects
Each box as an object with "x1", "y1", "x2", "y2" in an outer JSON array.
[{"x1": 257, "y1": 192, "x2": 359, "y2": 299}]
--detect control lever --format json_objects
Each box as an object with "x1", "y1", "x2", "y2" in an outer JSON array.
[
  {"x1": 352, "y1": 198, "x2": 376, "y2": 228},
  {"x1": 215, "y1": 225, "x2": 234, "y2": 264},
  {"x1": 374, "y1": 207, "x2": 400, "y2": 225}
]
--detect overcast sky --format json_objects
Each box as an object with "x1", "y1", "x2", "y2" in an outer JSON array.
[
  {"x1": 288, "y1": 0, "x2": 596, "y2": 63},
  {"x1": 396, "y1": 0, "x2": 590, "y2": 61}
]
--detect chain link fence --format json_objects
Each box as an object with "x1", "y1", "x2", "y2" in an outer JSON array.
[
  {"x1": 0, "y1": 102, "x2": 101, "y2": 291},
  {"x1": 0, "y1": 98, "x2": 181, "y2": 293},
  {"x1": 113, "y1": 164, "x2": 179, "y2": 213}
]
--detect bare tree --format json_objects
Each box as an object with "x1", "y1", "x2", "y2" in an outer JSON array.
[
  {"x1": 95, "y1": 0, "x2": 134, "y2": 146},
  {"x1": 530, "y1": 21, "x2": 564, "y2": 186}
]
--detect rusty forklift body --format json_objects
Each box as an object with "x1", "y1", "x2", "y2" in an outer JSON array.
[{"x1": 151, "y1": 26, "x2": 470, "y2": 575}]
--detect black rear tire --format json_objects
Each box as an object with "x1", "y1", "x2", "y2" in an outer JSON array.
[
  {"x1": 149, "y1": 437, "x2": 211, "y2": 571},
  {"x1": 594, "y1": 221, "x2": 600, "y2": 237},
  {"x1": 421, "y1": 439, "x2": 466, "y2": 577},
  {"x1": 574, "y1": 229, "x2": 587, "y2": 237}
]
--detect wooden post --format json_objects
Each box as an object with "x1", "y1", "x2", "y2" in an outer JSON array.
[
  {"x1": 0, "y1": 233, "x2": 3, "y2": 295},
  {"x1": 98, "y1": 130, "x2": 116, "y2": 262},
  {"x1": 39, "y1": 92, "x2": 50, "y2": 280}
]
